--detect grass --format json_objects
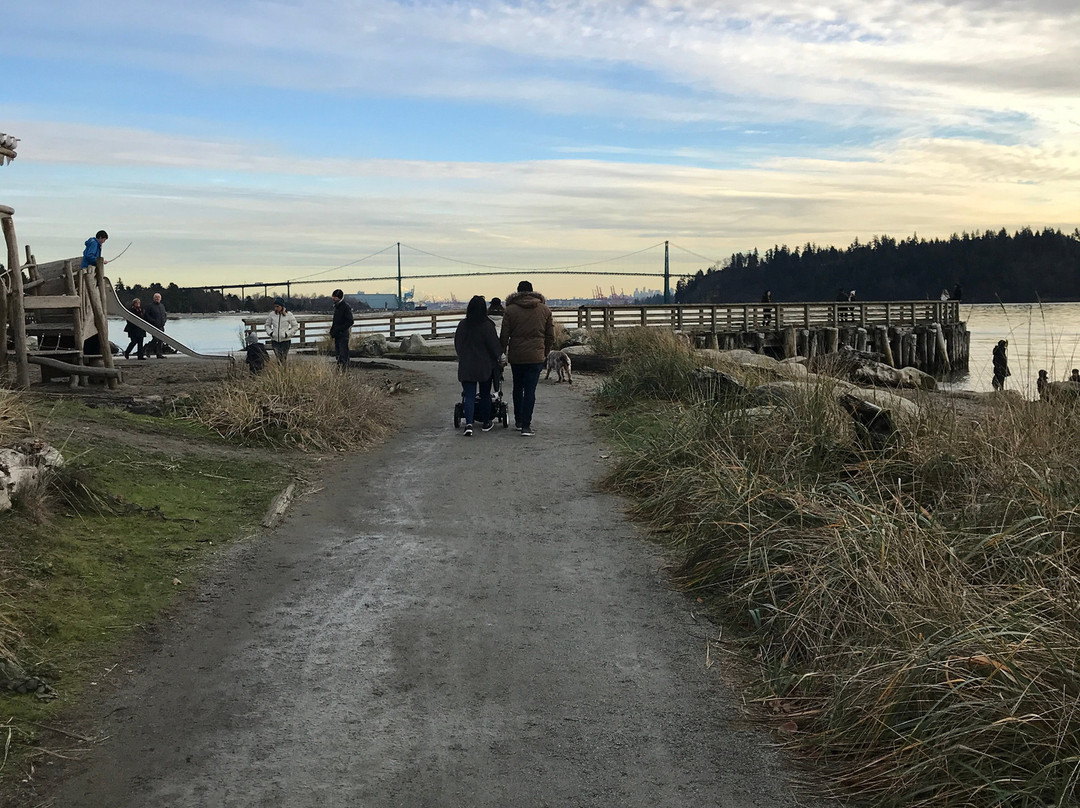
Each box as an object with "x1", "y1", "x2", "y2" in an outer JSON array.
[
  {"x1": 0, "y1": 360, "x2": 405, "y2": 787},
  {"x1": 595, "y1": 327, "x2": 1080, "y2": 807},
  {"x1": 188, "y1": 360, "x2": 399, "y2": 451},
  {"x1": 0, "y1": 396, "x2": 292, "y2": 783}
]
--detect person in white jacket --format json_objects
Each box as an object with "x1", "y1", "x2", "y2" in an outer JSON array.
[{"x1": 264, "y1": 297, "x2": 300, "y2": 362}]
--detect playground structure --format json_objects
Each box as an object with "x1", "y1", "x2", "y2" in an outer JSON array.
[
  {"x1": 1, "y1": 130, "x2": 120, "y2": 387},
  {"x1": 2, "y1": 133, "x2": 229, "y2": 388},
  {"x1": 1, "y1": 225, "x2": 121, "y2": 389}
]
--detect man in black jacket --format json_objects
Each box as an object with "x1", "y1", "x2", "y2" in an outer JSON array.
[
  {"x1": 144, "y1": 292, "x2": 168, "y2": 358},
  {"x1": 329, "y1": 289, "x2": 354, "y2": 370}
]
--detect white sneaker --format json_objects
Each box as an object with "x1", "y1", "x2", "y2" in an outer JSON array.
[{"x1": 463, "y1": 424, "x2": 473, "y2": 436}]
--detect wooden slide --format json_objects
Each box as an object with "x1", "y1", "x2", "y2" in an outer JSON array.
[{"x1": 104, "y1": 279, "x2": 233, "y2": 361}]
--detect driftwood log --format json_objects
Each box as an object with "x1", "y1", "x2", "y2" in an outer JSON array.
[
  {"x1": 27, "y1": 355, "x2": 122, "y2": 379},
  {"x1": 839, "y1": 392, "x2": 898, "y2": 449}
]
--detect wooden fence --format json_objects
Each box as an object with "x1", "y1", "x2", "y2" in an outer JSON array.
[{"x1": 244, "y1": 300, "x2": 962, "y2": 347}]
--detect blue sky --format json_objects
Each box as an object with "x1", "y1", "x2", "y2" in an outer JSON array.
[{"x1": 3, "y1": 0, "x2": 1079, "y2": 301}]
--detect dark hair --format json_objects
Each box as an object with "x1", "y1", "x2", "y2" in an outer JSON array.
[
  {"x1": 332, "y1": 289, "x2": 344, "y2": 299},
  {"x1": 465, "y1": 295, "x2": 487, "y2": 324},
  {"x1": 517, "y1": 280, "x2": 533, "y2": 293},
  {"x1": 96, "y1": 230, "x2": 109, "y2": 240}
]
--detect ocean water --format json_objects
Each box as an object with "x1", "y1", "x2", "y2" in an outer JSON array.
[
  {"x1": 957, "y1": 302, "x2": 1080, "y2": 394},
  {"x1": 111, "y1": 304, "x2": 1080, "y2": 394}
]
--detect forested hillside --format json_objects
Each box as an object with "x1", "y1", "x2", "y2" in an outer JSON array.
[{"x1": 664, "y1": 227, "x2": 1080, "y2": 304}]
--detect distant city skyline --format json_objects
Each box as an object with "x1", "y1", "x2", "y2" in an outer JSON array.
[{"x1": 4, "y1": 1, "x2": 1079, "y2": 300}]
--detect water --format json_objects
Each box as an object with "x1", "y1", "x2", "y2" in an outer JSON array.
[
  {"x1": 955, "y1": 303, "x2": 1080, "y2": 394},
  {"x1": 111, "y1": 304, "x2": 1080, "y2": 394},
  {"x1": 108, "y1": 314, "x2": 250, "y2": 355}
]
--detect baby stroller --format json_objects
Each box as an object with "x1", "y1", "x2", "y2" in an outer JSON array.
[{"x1": 454, "y1": 366, "x2": 510, "y2": 429}]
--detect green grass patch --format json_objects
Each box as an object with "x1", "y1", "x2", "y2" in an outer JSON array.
[{"x1": 0, "y1": 399, "x2": 293, "y2": 780}]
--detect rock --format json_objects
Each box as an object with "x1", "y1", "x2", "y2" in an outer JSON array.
[
  {"x1": 896, "y1": 367, "x2": 937, "y2": 390},
  {"x1": 561, "y1": 328, "x2": 590, "y2": 347},
  {"x1": 0, "y1": 440, "x2": 64, "y2": 512},
  {"x1": 842, "y1": 388, "x2": 923, "y2": 424},
  {"x1": 715, "y1": 349, "x2": 780, "y2": 369},
  {"x1": 773, "y1": 362, "x2": 809, "y2": 381},
  {"x1": 399, "y1": 334, "x2": 429, "y2": 354},
  {"x1": 562, "y1": 344, "x2": 594, "y2": 357},
  {"x1": 749, "y1": 380, "x2": 804, "y2": 407},
  {"x1": 691, "y1": 367, "x2": 746, "y2": 401},
  {"x1": 353, "y1": 333, "x2": 387, "y2": 357}
]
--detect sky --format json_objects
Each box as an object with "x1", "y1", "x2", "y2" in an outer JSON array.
[{"x1": 3, "y1": 0, "x2": 1080, "y2": 302}]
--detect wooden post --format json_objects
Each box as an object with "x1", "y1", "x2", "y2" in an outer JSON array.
[
  {"x1": 63, "y1": 260, "x2": 83, "y2": 388},
  {"x1": 84, "y1": 258, "x2": 117, "y2": 388},
  {"x1": 879, "y1": 326, "x2": 895, "y2": 367},
  {"x1": 934, "y1": 323, "x2": 951, "y2": 372},
  {"x1": 0, "y1": 274, "x2": 7, "y2": 379},
  {"x1": 825, "y1": 327, "x2": 839, "y2": 354},
  {"x1": 1, "y1": 211, "x2": 29, "y2": 387}
]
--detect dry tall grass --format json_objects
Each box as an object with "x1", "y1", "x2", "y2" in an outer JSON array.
[
  {"x1": 0, "y1": 389, "x2": 31, "y2": 447},
  {"x1": 600, "y1": 334, "x2": 1080, "y2": 806},
  {"x1": 189, "y1": 361, "x2": 399, "y2": 452}
]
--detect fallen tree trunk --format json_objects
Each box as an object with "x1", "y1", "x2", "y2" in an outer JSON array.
[{"x1": 27, "y1": 355, "x2": 122, "y2": 379}]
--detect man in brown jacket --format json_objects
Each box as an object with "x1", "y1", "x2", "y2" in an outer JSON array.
[{"x1": 500, "y1": 280, "x2": 554, "y2": 437}]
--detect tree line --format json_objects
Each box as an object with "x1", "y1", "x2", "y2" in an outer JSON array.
[
  {"x1": 113, "y1": 281, "x2": 371, "y2": 314},
  {"x1": 650, "y1": 227, "x2": 1080, "y2": 304}
]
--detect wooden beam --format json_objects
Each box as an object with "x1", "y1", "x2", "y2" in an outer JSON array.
[
  {"x1": 21, "y1": 295, "x2": 83, "y2": 310},
  {"x1": 86, "y1": 259, "x2": 117, "y2": 389}
]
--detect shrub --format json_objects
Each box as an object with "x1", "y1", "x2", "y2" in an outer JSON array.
[
  {"x1": 603, "y1": 365, "x2": 1080, "y2": 807},
  {"x1": 595, "y1": 327, "x2": 700, "y2": 405},
  {"x1": 188, "y1": 360, "x2": 398, "y2": 451}
]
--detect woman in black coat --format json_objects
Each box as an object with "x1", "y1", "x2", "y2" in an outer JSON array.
[
  {"x1": 454, "y1": 295, "x2": 503, "y2": 436},
  {"x1": 123, "y1": 298, "x2": 147, "y2": 359}
]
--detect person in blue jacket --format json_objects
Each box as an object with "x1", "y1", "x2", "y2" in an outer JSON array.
[{"x1": 82, "y1": 230, "x2": 109, "y2": 269}]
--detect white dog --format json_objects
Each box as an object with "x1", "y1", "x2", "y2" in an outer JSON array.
[{"x1": 545, "y1": 350, "x2": 572, "y2": 384}]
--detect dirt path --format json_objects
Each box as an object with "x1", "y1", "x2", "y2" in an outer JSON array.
[{"x1": 34, "y1": 360, "x2": 830, "y2": 808}]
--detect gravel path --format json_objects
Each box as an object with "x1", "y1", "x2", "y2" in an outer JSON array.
[{"x1": 38, "y1": 359, "x2": 829, "y2": 808}]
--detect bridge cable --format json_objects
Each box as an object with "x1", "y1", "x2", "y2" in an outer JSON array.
[
  {"x1": 398, "y1": 241, "x2": 666, "y2": 272},
  {"x1": 285, "y1": 243, "x2": 398, "y2": 283}
]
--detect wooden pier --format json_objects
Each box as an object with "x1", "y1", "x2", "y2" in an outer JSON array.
[{"x1": 244, "y1": 299, "x2": 969, "y2": 374}]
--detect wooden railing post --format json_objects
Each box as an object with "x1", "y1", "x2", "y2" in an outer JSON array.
[{"x1": 1, "y1": 210, "x2": 29, "y2": 387}]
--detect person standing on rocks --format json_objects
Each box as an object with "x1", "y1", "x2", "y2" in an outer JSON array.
[
  {"x1": 455, "y1": 295, "x2": 503, "y2": 437},
  {"x1": 330, "y1": 289, "x2": 354, "y2": 370},
  {"x1": 144, "y1": 292, "x2": 168, "y2": 359},
  {"x1": 264, "y1": 297, "x2": 300, "y2": 363},
  {"x1": 500, "y1": 280, "x2": 553, "y2": 437},
  {"x1": 992, "y1": 339, "x2": 1010, "y2": 391}
]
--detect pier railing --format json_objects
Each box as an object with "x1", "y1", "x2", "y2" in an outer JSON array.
[{"x1": 243, "y1": 300, "x2": 961, "y2": 346}]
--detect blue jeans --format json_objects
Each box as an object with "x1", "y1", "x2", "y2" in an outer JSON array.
[
  {"x1": 510, "y1": 362, "x2": 544, "y2": 429},
  {"x1": 334, "y1": 332, "x2": 350, "y2": 368},
  {"x1": 461, "y1": 379, "x2": 493, "y2": 426}
]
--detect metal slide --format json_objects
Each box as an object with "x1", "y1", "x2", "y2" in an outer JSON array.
[{"x1": 104, "y1": 279, "x2": 233, "y2": 361}]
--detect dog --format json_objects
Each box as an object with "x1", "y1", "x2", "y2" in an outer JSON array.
[{"x1": 545, "y1": 350, "x2": 572, "y2": 384}]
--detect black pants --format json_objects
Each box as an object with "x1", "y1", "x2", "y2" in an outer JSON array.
[
  {"x1": 123, "y1": 337, "x2": 144, "y2": 358},
  {"x1": 271, "y1": 340, "x2": 291, "y2": 362},
  {"x1": 334, "y1": 332, "x2": 350, "y2": 369}
]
